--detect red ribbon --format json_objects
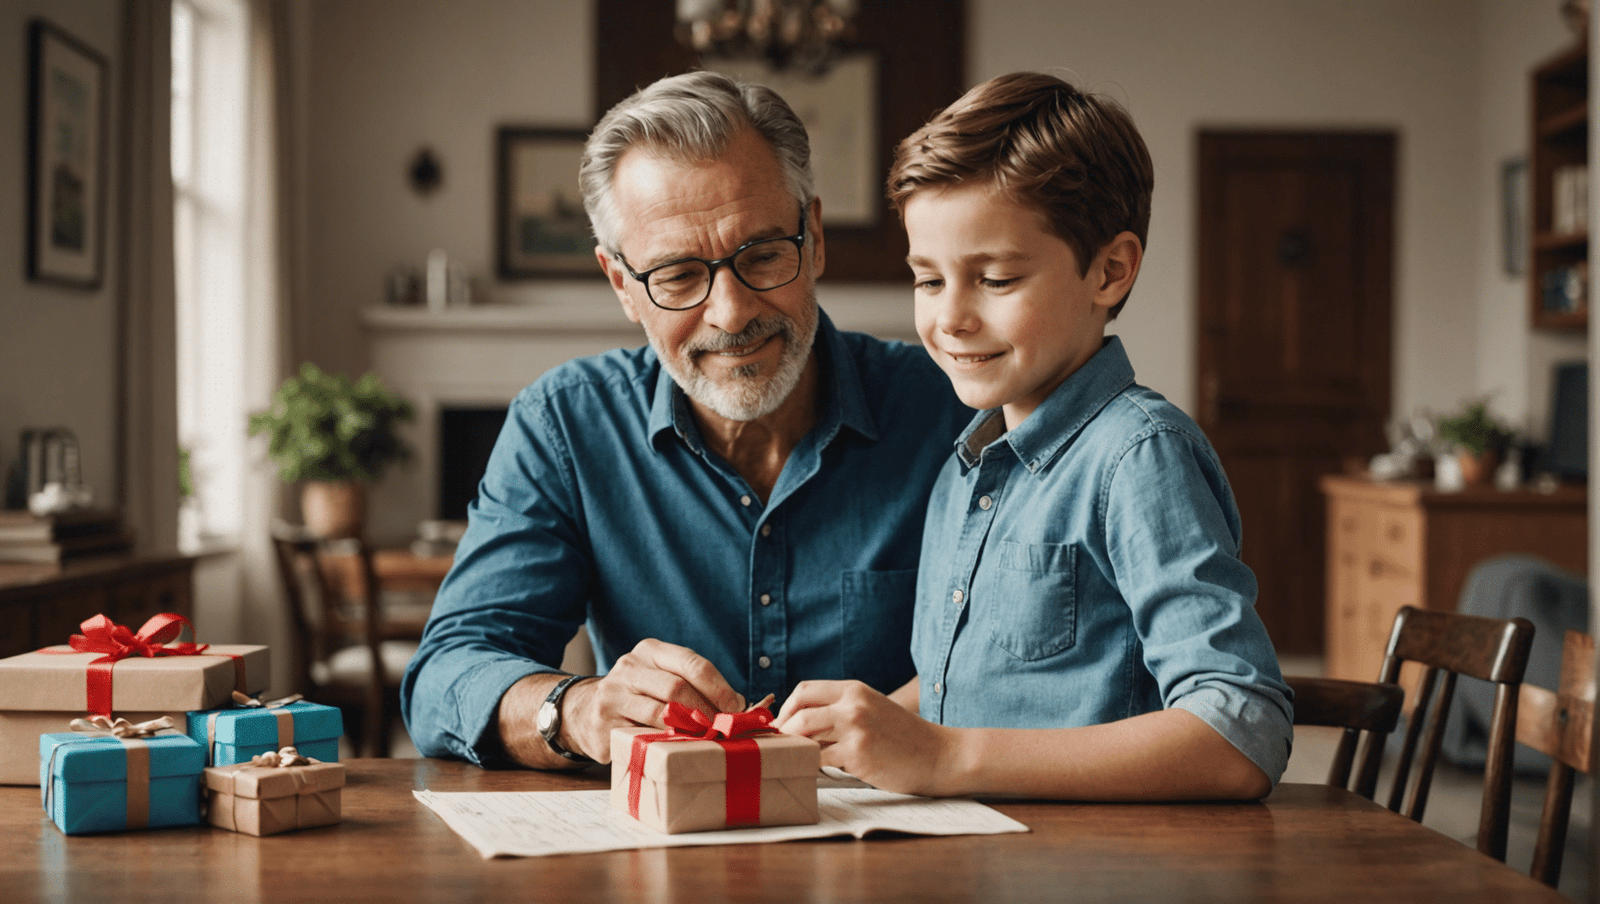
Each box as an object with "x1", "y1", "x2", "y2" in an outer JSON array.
[
  {"x1": 42, "y1": 613, "x2": 210, "y2": 716},
  {"x1": 627, "y1": 702, "x2": 775, "y2": 829}
]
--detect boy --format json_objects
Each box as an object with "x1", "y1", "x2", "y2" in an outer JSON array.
[{"x1": 774, "y1": 72, "x2": 1293, "y2": 800}]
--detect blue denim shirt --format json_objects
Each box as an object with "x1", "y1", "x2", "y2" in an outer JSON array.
[
  {"x1": 402, "y1": 312, "x2": 969, "y2": 765},
  {"x1": 913, "y1": 337, "x2": 1293, "y2": 783}
]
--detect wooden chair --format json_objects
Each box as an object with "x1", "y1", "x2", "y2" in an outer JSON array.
[
  {"x1": 1286, "y1": 675, "x2": 1404, "y2": 796},
  {"x1": 1515, "y1": 630, "x2": 1595, "y2": 887},
  {"x1": 270, "y1": 524, "x2": 420, "y2": 757},
  {"x1": 1349, "y1": 605, "x2": 1535, "y2": 862}
]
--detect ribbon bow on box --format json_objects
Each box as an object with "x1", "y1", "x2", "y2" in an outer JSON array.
[
  {"x1": 626, "y1": 702, "x2": 778, "y2": 828},
  {"x1": 67, "y1": 715, "x2": 178, "y2": 738},
  {"x1": 42, "y1": 613, "x2": 211, "y2": 716},
  {"x1": 251, "y1": 746, "x2": 313, "y2": 768},
  {"x1": 233, "y1": 691, "x2": 304, "y2": 709}
]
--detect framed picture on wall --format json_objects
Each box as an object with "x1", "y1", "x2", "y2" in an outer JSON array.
[
  {"x1": 496, "y1": 127, "x2": 599, "y2": 279},
  {"x1": 26, "y1": 19, "x2": 107, "y2": 288}
]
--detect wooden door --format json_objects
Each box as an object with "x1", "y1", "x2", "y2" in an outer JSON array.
[{"x1": 1196, "y1": 131, "x2": 1395, "y2": 655}]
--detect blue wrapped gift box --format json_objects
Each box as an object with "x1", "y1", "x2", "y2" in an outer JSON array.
[
  {"x1": 186, "y1": 701, "x2": 342, "y2": 766},
  {"x1": 40, "y1": 730, "x2": 204, "y2": 834}
]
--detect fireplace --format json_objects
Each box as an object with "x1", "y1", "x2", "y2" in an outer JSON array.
[{"x1": 437, "y1": 405, "x2": 508, "y2": 520}]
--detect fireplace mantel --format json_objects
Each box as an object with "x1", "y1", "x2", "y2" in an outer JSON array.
[{"x1": 360, "y1": 297, "x2": 917, "y2": 544}]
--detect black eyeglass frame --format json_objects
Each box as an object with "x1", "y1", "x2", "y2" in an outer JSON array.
[{"x1": 615, "y1": 208, "x2": 808, "y2": 311}]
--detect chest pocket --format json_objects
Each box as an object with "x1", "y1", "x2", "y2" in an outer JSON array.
[{"x1": 981, "y1": 540, "x2": 1077, "y2": 661}]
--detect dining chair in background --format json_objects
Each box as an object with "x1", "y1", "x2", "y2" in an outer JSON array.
[
  {"x1": 1515, "y1": 629, "x2": 1595, "y2": 887},
  {"x1": 1350, "y1": 605, "x2": 1535, "y2": 862},
  {"x1": 1285, "y1": 675, "x2": 1404, "y2": 797},
  {"x1": 270, "y1": 523, "x2": 421, "y2": 757}
]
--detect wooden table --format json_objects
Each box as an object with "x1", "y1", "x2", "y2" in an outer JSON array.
[{"x1": 0, "y1": 760, "x2": 1567, "y2": 903}]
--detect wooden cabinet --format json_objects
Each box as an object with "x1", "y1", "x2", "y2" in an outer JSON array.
[
  {"x1": 0, "y1": 552, "x2": 197, "y2": 658},
  {"x1": 1321, "y1": 475, "x2": 1587, "y2": 682},
  {"x1": 1529, "y1": 41, "x2": 1589, "y2": 331}
]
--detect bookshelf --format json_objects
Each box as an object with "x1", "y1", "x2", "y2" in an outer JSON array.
[{"x1": 1529, "y1": 41, "x2": 1589, "y2": 332}]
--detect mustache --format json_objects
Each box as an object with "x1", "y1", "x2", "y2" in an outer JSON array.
[{"x1": 685, "y1": 315, "x2": 791, "y2": 354}]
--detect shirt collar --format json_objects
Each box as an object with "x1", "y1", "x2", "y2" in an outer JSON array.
[
  {"x1": 646, "y1": 309, "x2": 877, "y2": 454},
  {"x1": 955, "y1": 335, "x2": 1135, "y2": 473}
]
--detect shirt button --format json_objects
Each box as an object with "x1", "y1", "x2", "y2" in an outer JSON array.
[
  {"x1": 952, "y1": 589, "x2": 964, "y2": 604},
  {"x1": 759, "y1": 593, "x2": 772, "y2": 606},
  {"x1": 758, "y1": 655, "x2": 772, "y2": 669},
  {"x1": 978, "y1": 495, "x2": 993, "y2": 510},
  {"x1": 760, "y1": 524, "x2": 772, "y2": 537},
  {"x1": 740, "y1": 495, "x2": 752, "y2": 507},
  {"x1": 933, "y1": 682, "x2": 942, "y2": 694}
]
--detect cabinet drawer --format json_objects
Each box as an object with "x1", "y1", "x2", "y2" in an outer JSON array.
[{"x1": 1369, "y1": 507, "x2": 1422, "y2": 575}]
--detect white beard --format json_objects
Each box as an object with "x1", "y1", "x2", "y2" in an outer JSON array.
[{"x1": 648, "y1": 289, "x2": 820, "y2": 422}]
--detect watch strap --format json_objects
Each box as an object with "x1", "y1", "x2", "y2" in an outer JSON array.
[{"x1": 540, "y1": 674, "x2": 593, "y2": 763}]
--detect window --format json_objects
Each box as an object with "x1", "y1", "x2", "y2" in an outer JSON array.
[{"x1": 171, "y1": 0, "x2": 249, "y2": 548}]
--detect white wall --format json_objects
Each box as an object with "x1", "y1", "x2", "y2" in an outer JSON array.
[
  {"x1": 300, "y1": 0, "x2": 1586, "y2": 445},
  {"x1": 0, "y1": 0, "x2": 121, "y2": 511}
]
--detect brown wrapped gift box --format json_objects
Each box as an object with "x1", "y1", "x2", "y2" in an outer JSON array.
[
  {"x1": 0, "y1": 644, "x2": 269, "y2": 785},
  {"x1": 204, "y1": 758, "x2": 345, "y2": 836},
  {"x1": 610, "y1": 726, "x2": 820, "y2": 834}
]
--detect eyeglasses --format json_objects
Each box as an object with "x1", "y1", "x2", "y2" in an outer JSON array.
[{"x1": 616, "y1": 210, "x2": 807, "y2": 311}]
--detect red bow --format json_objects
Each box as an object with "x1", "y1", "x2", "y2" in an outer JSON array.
[
  {"x1": 47, "y1": 613, "x2": 210, "y2": 716},
  {"x1": 661, "y1": 700, "x2": 774, "y2": 740},
  {"x1": 628, "y1": 702, "x2": 776, "y2": 829},
  {"x1": 67, "y1": 613, "x2": 208, "y2": 660}
]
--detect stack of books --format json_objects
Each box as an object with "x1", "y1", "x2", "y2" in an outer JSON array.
[{"x1": 0, "y1": 509, "x2": 133, "y2": 564}]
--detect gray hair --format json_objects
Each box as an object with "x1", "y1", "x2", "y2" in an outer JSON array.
[{"x1": 580, "y1": 70, "x2": 815, "y2": 254}]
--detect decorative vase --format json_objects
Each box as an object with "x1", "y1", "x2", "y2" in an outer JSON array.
[
  {"x1": 1456, "y1": 450, "x2": 1500, "y2": 487},
  {"x1": 300, "y1": 481, "x2": 366, "y2": 539}
]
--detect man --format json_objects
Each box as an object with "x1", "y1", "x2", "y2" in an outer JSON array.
[{"x1": 400, "y1": 71, "x2": 967, "y2": 768}]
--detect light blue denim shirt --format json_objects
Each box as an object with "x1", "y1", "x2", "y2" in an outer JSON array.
[
  {"x1": 913, "y1": 336, "x2": 1293, "y2": 783},
  {"x1": 401, "y1": 312, "x2": 970, "y2": 765}
]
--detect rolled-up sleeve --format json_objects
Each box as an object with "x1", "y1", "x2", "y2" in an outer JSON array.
[
  {"x1": 400, "y1": 387, "x2": 589, "y2": 765},
  {"x1": 1103, "y1": 426, "x2": 1295, "y2": 786}
]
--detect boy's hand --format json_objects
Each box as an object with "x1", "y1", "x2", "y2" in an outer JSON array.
[{"x1": 773, "y1": 680, "x2": 956, "y2": 796}]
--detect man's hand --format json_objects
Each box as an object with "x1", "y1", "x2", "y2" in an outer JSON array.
[
  {"x1": 497, "y1": 639, "x2": 745, "y2": 768},
  {"x1": 773, "y1": 679, "x2": 955, "y2": 796}
]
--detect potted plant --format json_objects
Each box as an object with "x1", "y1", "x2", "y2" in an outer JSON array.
[
  {"x1": 249, "y1": 363, "x2": 415, "y2": 538},
  {"x1": 1435, "y1": 401, "x2": 1513, "y2": 486}
]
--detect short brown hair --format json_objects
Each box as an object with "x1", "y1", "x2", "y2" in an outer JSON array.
[{"x1": 887, "y1": 72, "x2": 1154, "y2": 318}]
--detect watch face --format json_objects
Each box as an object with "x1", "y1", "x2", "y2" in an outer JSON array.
[{"x1": 536, "y1": 700, "x2": 557, "y2": 735}]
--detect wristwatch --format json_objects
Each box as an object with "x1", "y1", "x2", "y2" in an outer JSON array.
[{"x1": 536, "y1": 674, "x2": 593, "y2": 763}]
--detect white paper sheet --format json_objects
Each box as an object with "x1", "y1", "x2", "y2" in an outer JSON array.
[{"x1": 413, "y1": 784, "x2": 1030, "y2": 859}]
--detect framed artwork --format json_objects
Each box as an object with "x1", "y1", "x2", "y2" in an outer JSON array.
[
  {"x1": 26, "y1": 19, "x2": 107, "y2": 288},
  {"x1": 595, "y1": 0, "x2": 966, "y2": 281},
  {"x1": 496, "y1": 127, "x2": 598, "y2": 279},
  {"x1": 1501, "y1": 156, "x2": 1528, "y2": 277}
]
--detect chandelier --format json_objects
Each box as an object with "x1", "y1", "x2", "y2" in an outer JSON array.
[{"x1": 676, "y1": 0, "x2": 859, "y2": 76}]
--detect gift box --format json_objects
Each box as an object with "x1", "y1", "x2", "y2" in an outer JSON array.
[
  {"x1": 187, "y1": 694, "x2": 342, "y2": 766},
  {"x1": 0, "y1": 614, "x2": 268, "y2": 785},
  {"x1": 610, "y1": 703, "x2": 820, "y2": 834},
  {"x1": 40, "y1": 717, "x2": 205, "y2": 835},
  {"x1": 203, "y1": 747, "x2": 345, "y2": 836}
]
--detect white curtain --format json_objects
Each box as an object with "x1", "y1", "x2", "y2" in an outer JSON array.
[
  {"x1": 238, "y1": 0, "x2": 311, "y2": 694},
  {"x1": 117, "y1": 1, "x2": 179, "y2": 551}
]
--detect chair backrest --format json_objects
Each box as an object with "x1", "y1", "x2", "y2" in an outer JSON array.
[
  {"x1": 1515, "y1": 630, "x2": 1595, "y2": 887},
  {"x1": 1286, "y1": 675, "x2": 1404, "y2": 795},
  {"x1": 268, "y1": 523, "x2": 384, "y2": 697},
  {"x1": 1350, "y1": 605, "x2": 1535, "y2": 862}
]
